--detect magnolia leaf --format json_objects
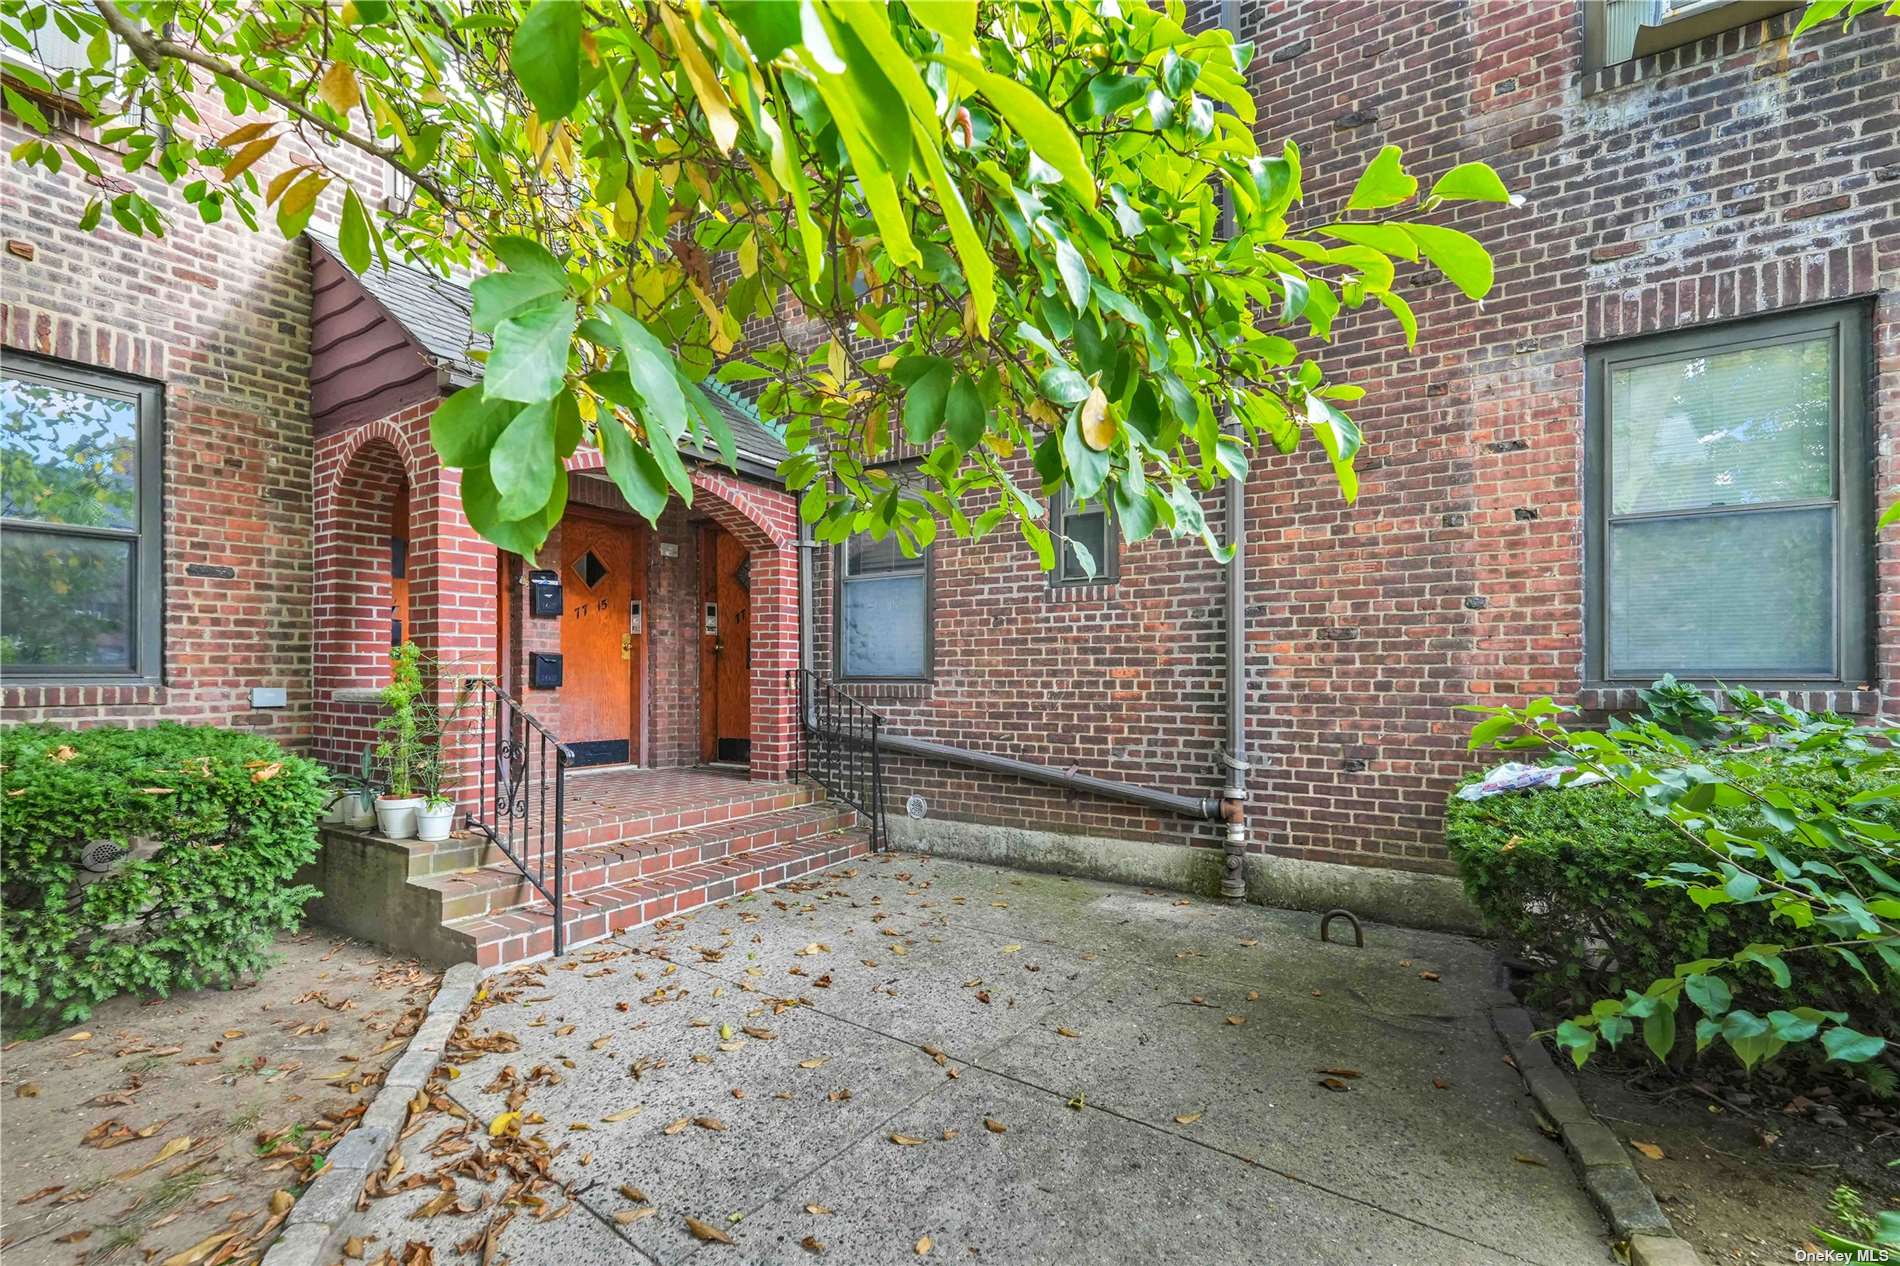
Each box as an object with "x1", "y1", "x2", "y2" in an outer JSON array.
[
  {"x1": 484, "y1": 299, "x2": 576, "y2": 404},
  {"x1": 1428, "y1": 161, "x2": 1510, "y2": 204},
  {"x1": 511, "y1": 0, "x2": 582, "y2": 120},
  {"x1": 1404, "y1": 223, "x2": 1494, "y2": 300},
  {"x1": 1345, "y1": 145, "x2": 1415, "y2": 211},
  {"x1": 316, "y1": 60, "x2": 359, "y2": 117},
  {"x1": 1079, "y1": 386, "x2": 1114, "y2": 452}
]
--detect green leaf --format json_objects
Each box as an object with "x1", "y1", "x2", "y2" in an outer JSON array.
[
  {"x1": 430, "y1": 388, "x2": 519, "y2": 467},
  {"x1": 1037, "y1": 364, "x2": 1091, "y2": 405},
  {"x1": 484, "y1": 298, "x2": 576, "y2": 404},
  {"x1": 1428, "y1": 162, "x2": 1510, "y2": 204},
  {"x1": 903, "y1": 362, "x2": 952, "y2": 444},
  {"x1": 1404, "y1": 223, "x2": 1494, "y2": 300},
  {"x1": 1766, "y1": 1009, "x2": 1821, "y2": 1042},
  {"x1": 489, "y1": 398, "x2": 558, "y2": 519},
  {"x1": 1821, "y1": 1025, "x2": 1887, "y2": 1064},
  {"x1": 940, "y1": 50, "x2": 1094, "y2": 208},
  {"x1": 726, "y1": 0, "x2": 800, "y2": 60},
  {"x1": 491, "y1": 236, "x2": 566, "y2": 287},
  {"x1": 1345, "y1": 145, "x2": 1416, "y2": 212},
  {"x1": 1880, "y1": 498, "x2": 1900, "y2": 534},
  {"x1": 596, "y1": 415, "x2": 668, "y2": 522},
  {"x1": 338, "y1": 186, "x2": 373, "y2": 274},
  {"x1": 1053, "y1": 237, "x2": 1091, "y2": 309},
  {"x1": 1112, "y1": 480, "x2": 1158, "y2": 544},
  {"x1": 944, "y1": 375, "x2": 986, "y2": 452},
  {"x1": 511, "y1": 0, "x2": 582, "y2": 120},
  {"x1": 598, "y1": 306, "x2": 686, "y2": 439},
  {"x1": 1683, "y1": 973, "x2": 1732, "y2": 1018},
  {"x1": 1062, "y1": 410, "x2": 1111, "y2": 501},
  {"x1": 471, "y1": 270, "x2": 566, "y2": 333},
  {"x1": 1642, "y1": 1005, "x2": 1677, "y2": 1062}
]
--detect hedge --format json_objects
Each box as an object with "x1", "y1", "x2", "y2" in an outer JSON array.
[
  {"x1": 1, "y1": 722, "x2": 326, "y2": 1029},
  {"x1": 1445, "y1": 758, "x2": 1896, "y2": 1045}
]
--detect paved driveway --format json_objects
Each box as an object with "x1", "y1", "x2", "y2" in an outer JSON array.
[{"x1": 340, "y1": 854, "x2": 1613, "y2": 1265}]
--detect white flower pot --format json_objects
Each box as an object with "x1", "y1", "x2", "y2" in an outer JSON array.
[
  {"x1": 415, "y1": 800, "x2": 456, "y2": 842},
  {"x1": 375, "y1": 796, "x2": 423, "y2": 840},
  {"x1": 344, "y1": 791, "x2": 378, "y2": 831},
  {"x1": 321, "y1": 793, "x2": 349, "y2": 826}
]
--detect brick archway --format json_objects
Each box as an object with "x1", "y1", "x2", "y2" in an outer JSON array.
[{"x1": 564, "y1": 453, "x2": 799, "y2": 780}]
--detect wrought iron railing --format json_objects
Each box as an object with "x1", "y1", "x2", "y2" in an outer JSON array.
[
  {"x1": 795, "y1": 669, "x2": 885, "y2": 849},
  {"x1": 464, "y1": 677, "x2": 572, "y2": 954}
]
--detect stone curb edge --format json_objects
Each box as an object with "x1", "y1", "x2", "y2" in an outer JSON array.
[
  {"x1": 1490, "y1": 1006, "x2": 1705, "y2": 1266},
  {"x1": 259, "y1": 961, "x2": 483, "y2": 1266}
]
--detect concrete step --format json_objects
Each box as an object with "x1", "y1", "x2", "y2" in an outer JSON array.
[
  {"x1": 561, "y1": 777, "x2": 825, "y2": 850},
  {"x1": 413, "y1": 800, "x2": 860, "y2": 923},
  {"x1": 446, "y1": 827, "x2": 872, "y2": 967}
]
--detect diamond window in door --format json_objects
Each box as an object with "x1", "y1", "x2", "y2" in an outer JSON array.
[{"x1": 572, "y1": 549, "x2": 609, "y2": 589}]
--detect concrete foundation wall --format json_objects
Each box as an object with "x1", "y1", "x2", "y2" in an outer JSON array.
[{"x1": 887, "y1": 816, "x2": 1482, "y2": 936}]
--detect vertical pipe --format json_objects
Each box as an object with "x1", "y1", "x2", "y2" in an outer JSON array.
[{"x1": 1216, "y1": 0, "x2": 1250, "y2": 902}]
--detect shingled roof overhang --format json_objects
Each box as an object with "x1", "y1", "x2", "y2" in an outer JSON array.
[{"x1": 305, "y1": 231, "x2": 788, "y2": 482}]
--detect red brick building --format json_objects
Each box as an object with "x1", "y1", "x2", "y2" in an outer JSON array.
[{"x1": 3, "y1": 3, "x2": 1896, "y2": 948}]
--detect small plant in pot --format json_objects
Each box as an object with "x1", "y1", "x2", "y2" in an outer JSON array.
[
  {"x1": 373, "y1": 642, "x2": 425, "y2": 839},
  {"x1": 341, "y1": 748, "x2": 378, "y2": 829},
  {"x1": 414, "y1": 749, "x2": 455, "y2": 842}
]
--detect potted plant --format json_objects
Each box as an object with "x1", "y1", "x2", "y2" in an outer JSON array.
[
  {"x1": 341, "y1": 749, "x2": 378, "y2": 829},
  {"x1": 414, "y1": 748, "x2": 455, "y2": 841},
  {"x1": 412, "y1": 675, "x2": 473, "y2": 842},
  {"x1": 374, "y1": 642, "x2": 425, "y2": 839}
]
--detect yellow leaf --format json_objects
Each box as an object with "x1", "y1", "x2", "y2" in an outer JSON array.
[
  {"x1": 1173, "y1": 1111, "x2": 1203, "y2": 1125},
  {"x1": 983, "y1": 1118, "x2": 1007, "y2": 1134},
  {"x1": 160, "y1": 1231, "x2": 237, "y2": 1266},
  {"x1": 487, "y1": 1111, "x2": 520, "y2": 1138},
  {"x1": 656, "y1": 7, "x2": 739, "y2": 150},
  {"x1": 615, "y1": 1206, "x2": 656, "y2": 1226},
  {"x1": 798, "y1": 1058, "x2": 828, "y2": 1069},
  {"x1": 221, "y1": 135, "x2": 277, "y2": 183},
  {"x1": 664, "y1": 1117, "x2": 691, "y2": 1135},
  {"x1": 269, "y1": 1189, "x2": 294, "y2": 1215},
  {"x1": 279, "y1": 172, "x2": 331, "y2": 221},
  {"x1": 1632, "y1": 1140, "x2": 1665, "y2": 1161},
  {"x1": 889, "y1": 1133, "x2": 926, "y2": 1146},
  {"x1": 66, "y1": 1031, "x2": 92, "y2": 1041},
  {"x1": 317, "y1": 60, "x2": 360, "y2": 116},
  {"x1": 1080, "y1": 386, "x2": 1115, "y2": 452},
  {"x1": 216, "y1": 120, "x2": 276, "y2": 148},
  {"x1": 600, "y1": 1106, "x2": 642, "y2": 1123},
  {"x1": 1055, "y1": 1027, "x2": 1080, "y2": 1039},
  {"x1": 684, "y1": 1215, "x2": 733, "y2": 1244},
  {"x1": 264, "y1": 163, "x2": 305, "y2": 207},
  {"x1": 915, "y1": 1234, "x2": 933, "y2": 1255},
  {"x1": 805, "y1": 1204, "x2": 833, "y2": 1215}
]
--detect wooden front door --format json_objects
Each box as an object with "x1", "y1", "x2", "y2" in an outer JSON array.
[
  {"x1": 560, "y1": 512, "x2": 645, "y2": 767},
  {"x1": 699, "y1": 525, "x2": 752, "y2": 764}
]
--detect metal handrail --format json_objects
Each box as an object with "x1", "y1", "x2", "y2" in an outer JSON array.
[
  {"x1": 794, "y1": 669, "x2": 885, "y2": 849},
  {"x1": 463, "y1": 677, "x2": 572, "y2": 954}
]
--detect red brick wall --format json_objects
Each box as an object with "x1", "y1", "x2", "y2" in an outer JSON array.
[
  {"x1": 811, "y1": 2, "x2": 1900, "y2": 875},
  {"x1": 0, "y1": 77, "x2": 397, "y2": 742}
]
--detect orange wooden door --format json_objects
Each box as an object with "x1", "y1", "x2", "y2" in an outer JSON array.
[
  {"x1": 699, "y1": 526, "x2": 752, "y2": 763},
  {"x1": 561, "y1": 514, "x2": 642, "y2": 766}
]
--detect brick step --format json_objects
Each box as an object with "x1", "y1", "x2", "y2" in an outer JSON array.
[
  {"x1": 448, "y1": 827, "x2": 872, "y2": 966},
  {"x1": 414, "y1": 800, "x2": 859, "y2": 923},
  {"x1": 561, "y1": 777, "x2": 825, "y2": 850}
]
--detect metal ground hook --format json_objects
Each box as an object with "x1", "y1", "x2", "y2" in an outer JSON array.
[{"x1": 1318, "y1": 908, "x2": 1364, "y2": 948}]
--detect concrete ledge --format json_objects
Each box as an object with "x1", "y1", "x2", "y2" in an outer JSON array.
[
  {"x1": 298, "y1": 827, "x2": 474, "y2": 966},
  {"x1": 261, "y1": 962, "x2": 481, "y2": 1266},
  {"x1": 888, "y1": 816, "x2": 1482, "y2": 935},
  {"x1": 1489, "y1": 1006, "x2": 1702, "y2": 1261}
]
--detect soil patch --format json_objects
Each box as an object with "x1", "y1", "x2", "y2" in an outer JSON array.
[{"x1": 0, "y1": 932, "x2": 436, "y2": 1266}]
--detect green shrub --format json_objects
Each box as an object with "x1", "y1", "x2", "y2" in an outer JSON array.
[
  {"x1": 1446, "y1": 758, "x2": 1896, "y2": 1048},
  {"x1": 1, "y1": 722, "x2": 326, "y2": 1029}
]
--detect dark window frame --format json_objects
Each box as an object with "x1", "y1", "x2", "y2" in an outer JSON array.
[
  {"x1": 0, "y1": 352, "x2": 165, "y2": 684},
  {"x1": 1583, "y1": 300, "x2": 1872, "y2": 690},
  {"x1": 832, "y1": 479, "x2": 934, "y2": 684},
  {"x1": 1051, "y1": 486, "x2": 1119, "y2": 587}
]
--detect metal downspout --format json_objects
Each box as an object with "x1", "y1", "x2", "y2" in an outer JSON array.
[{"x1": 1216, "y1": 0, "x2": 1250, "y2": 901}]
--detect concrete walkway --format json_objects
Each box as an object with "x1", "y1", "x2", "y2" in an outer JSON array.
[{"x1": 338, "y1": 854, "x2": 1614, "y2": 1265}]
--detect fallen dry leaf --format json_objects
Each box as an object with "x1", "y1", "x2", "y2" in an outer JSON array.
[
  {"x1": 1512, "y1": 1154, "x2": 1548, "y2": 1167},
  {"x1": 802, "y1": 1235, "x2": 825, "y2": 1254},
  {"x1": 159, "y1": 1230, "x2": 237, "y2": 1266},
  {"x1": 343, "y1": 1236, "x2": 367, "y2": 1259},
  {"x1": 14, "y1": 1082, "x2": 38, "y2": 1097},
  {"x1": 1319, "y1": 1078, "x2": 1351, "y2": 1092},
  {"x1": 487, "y1": 1111, "x2": 520, "y2": 1138},
  {"x1": 1055, "y1": 1027, "x2": 1080, "y2": 1039},
  {"x1": 798, "y1": 1058, "x2": 828, "y2": 1069},
  {"x1": 1173, "y1": 1111, "x2": 1203, "y2": 1125},
  {"x1": 915, "y1": 1234, "x2": 933, "y2": 1255},
  {"x1": 1631, "y1": 1140, "x2": 1665, "y2": 1161},
  {"x1": 694, "y1": 1116, "x2": 727, "y2": 1132},
  {"x1": 614, "y1": 1206, "x2": 657, "y2": 1226},
  {"x1": 684, "y1": 1215, "x2": 734, "y2": 1244},
  {"x1": 1316, "y1": 1068, "x2": 1362, "y2": 1079},
  {"x1": 663, "y1": 1117, "x2": 691, "y2": 1136},
  {"x1": 1224, "y1": 1015, "x2": 1246, "y2": 1026},
  {"x1": 600, "y1": 1106, "x2": 642, "y2": 1123},
  {"x1": 983, "y1": 1118, "x2": 1007, "y2": 1134},
  {"x1": 1419, "y1": 970, "x2": 1441, "y2": 982},
  {"x1": 806, "y1": 1204, "x2": 834, "y2": 1215},
  {"x1": 889, "y1": 1133, "x2": 926, "y2": 1146},
  {"x1": 67, "y1": 1031, "x2": 92, "y2": 1042}
]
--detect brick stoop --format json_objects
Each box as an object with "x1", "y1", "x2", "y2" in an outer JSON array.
[
  {"x1": 300, "y1": 770, "x2": 869, "y2": 969},
  {"x1": 448, "y1": 827, "x2": 872, "y2": 966}
]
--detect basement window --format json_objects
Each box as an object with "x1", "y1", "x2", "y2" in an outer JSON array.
[
  {"x1": 1585, "y1": 302, "x2": 1871, "y2": 686},
  {"x1": 836, "y1": 526, "x2": 930, "y2": 682},
  {"x1": 1052, "y1": 487, "x2": 1117, "y2": 586},
  {"x1": 0, "y1": 352, "x2": 164, "y2": 682},
  {"x1": 1583, "y1": 0, "x2": 1799, "y2": 72}
]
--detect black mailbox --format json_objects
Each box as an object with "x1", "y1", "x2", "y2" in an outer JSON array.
[
  {"x1": 528, "y1": 652, "x2": 563, "y2": 689},
  {"x1": 528, "y1": 569, "x2": 563, "y2": 618}
]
